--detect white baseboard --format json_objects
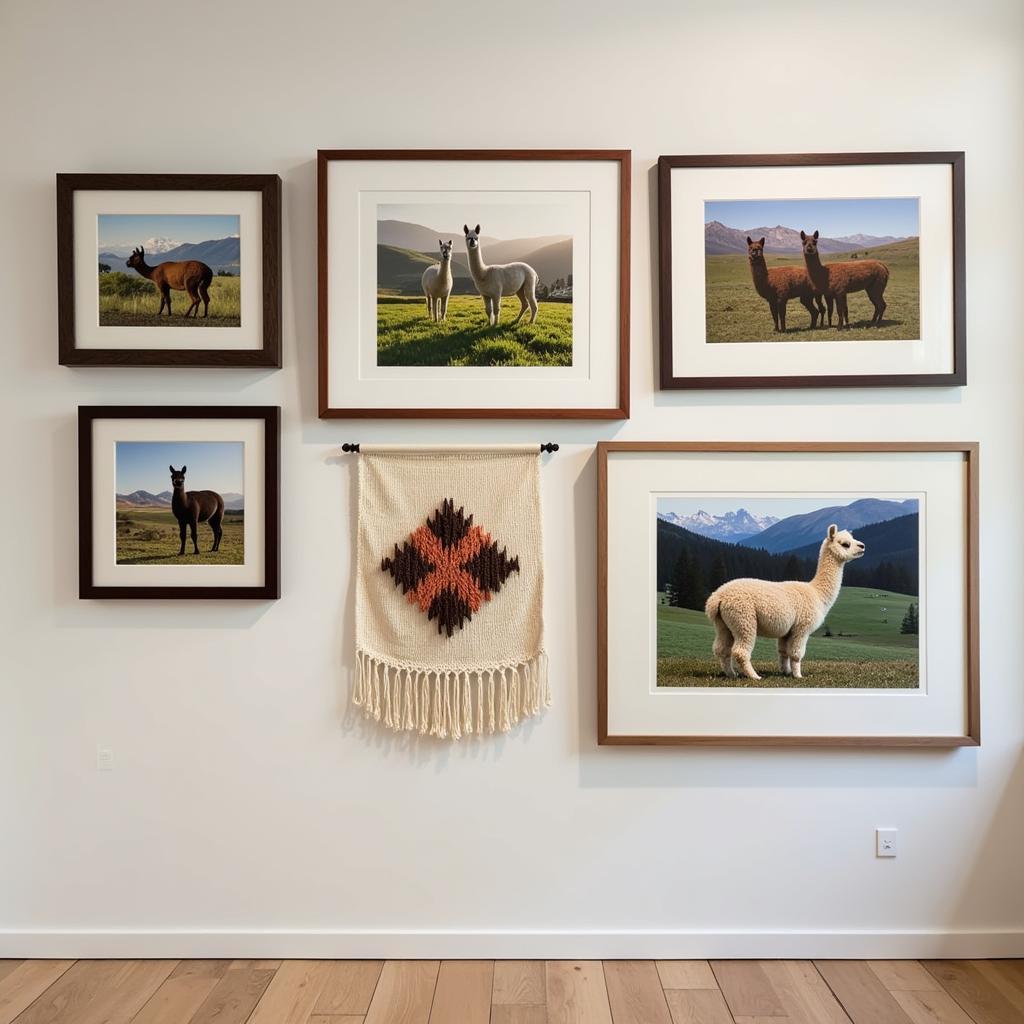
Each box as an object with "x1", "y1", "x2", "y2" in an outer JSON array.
[{"x1": 2, "y1": 930, "x2": 1023, "y2": 959}]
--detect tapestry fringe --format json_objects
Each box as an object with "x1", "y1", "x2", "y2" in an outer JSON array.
[{"x1": 353, "y1": 651, "x2": 550, "y2": 739}]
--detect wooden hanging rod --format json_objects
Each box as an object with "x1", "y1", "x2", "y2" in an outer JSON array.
[{"x1": 340, "y1": 443, "x2": 559, "y2": 454}]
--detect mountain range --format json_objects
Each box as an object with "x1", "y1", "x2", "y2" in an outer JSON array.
[
  {"x1": 657, "y1": 507, "x2": 779, "y2": 542},
  {"x1": 116, "y1": 489, "x2": 244, "y2": 511},
  {"x1": 704, "y1": 221, "x2": 908, "y2": 255},
  {"x1": 99, "y1": 236, "x2": 241, "y2": 275}
]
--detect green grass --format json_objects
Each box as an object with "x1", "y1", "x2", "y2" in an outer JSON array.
[
  {"x1": 376, "y1": 293, "x2": 572, "y2": 367},
  {"x1": 705, "y1": 239, "x2": 920, "y2": 343},
  {"x1": 657, "y1": 586, "x2": 919, "y2": 688},
  {"x1": 115, "y1": 507, "x2": 244, "y2": 565},
  {"x1": 99, "y1": 272, "x2": 241, "y2": 327}
]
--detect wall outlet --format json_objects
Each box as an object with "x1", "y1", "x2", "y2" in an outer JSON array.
[
  {"x1": 876, "y1": 827, "x2": 898, "y2": 857},
  {"x1": 95, "y1": 746, "x2": 115, "y2": 771}
]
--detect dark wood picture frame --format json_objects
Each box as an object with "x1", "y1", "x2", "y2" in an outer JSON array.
[
  {"x1": 57, "y1": 174, "x2": 282, "y2": 367},
  {"x1": 658, "y1": 152, "x2": 966, "y2": 390},
  {"x1": 597, "y1": 441, "x2": 980, "y2": 747},
  {"x1": 79, "y1": 406, "x2": 281, "y2": 599},
  {"x1": 317, "y1": 149, "x2": 631, "y2": 419}
]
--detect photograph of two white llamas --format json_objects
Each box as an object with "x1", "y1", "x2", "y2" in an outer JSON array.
[
  {"x1": 657, "y1": 494, "x2": 921, "y2": 688},
  {"x1": 375, "y1": 200, "x2": 574, "y2": 367}
]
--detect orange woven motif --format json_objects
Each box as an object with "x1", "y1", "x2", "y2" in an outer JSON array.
[{"x1": 381, "y1": 499, "x2": 520, "y2": 637}]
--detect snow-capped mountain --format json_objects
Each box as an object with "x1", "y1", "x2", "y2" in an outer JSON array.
[{"x1": 657, "y1": 508, "x2": 780, "y2": 543}]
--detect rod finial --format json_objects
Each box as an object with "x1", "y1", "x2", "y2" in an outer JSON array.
[
  {"x1": 342, "y1": 442, "x2": 360, "y2": 453},
  {"x1": 540, "y1": 443, "x2": 559, "y2": 454}
]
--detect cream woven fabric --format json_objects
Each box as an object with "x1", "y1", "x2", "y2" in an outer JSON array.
[{"x1": 354, "y1": 445, "x2": 548, "y2": 738}]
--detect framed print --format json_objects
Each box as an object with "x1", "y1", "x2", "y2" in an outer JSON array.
[
  {"x1": 658, "y1": 153, "x2": 965, "y2": 389},
  {"x1": 598, "y1": 442, "x2": 979, "y2": 746},
  {"x1": 57, "y1": 174, "x2": 281, "y2": 367},
  {"x1": 318, "y1": 149, "x2": 630, "y2": 418},
  {"x1": 79, "y1": 406, "x2": 280, "y2": 599}
]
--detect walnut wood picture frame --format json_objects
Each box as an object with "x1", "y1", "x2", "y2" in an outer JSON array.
[
  {"x1": 658, "y1": 153, "x2": 966, "y2": 390},
  {"x1": 598, "y1": 441, "x2": 979, "y2": 747},
  {"x1": 79, "y1": 406, "x2": 281, "y2": 599},
  {"x1": 57, "y1": 174, "x2": 281, "y2": 367},
  {"x1": 318, "y1": 149, "x2": 630, "y2": 418}
]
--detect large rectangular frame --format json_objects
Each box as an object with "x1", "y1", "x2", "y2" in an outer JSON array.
[
  {"x1": 79, "y1": 406, "x2": 281, "y2": 599},
  {"x1": 317, "y1": 149, "x2": 631, "y2": 419},
  {"x1": 658, "y1": 152, "x2": 966, "y2": 390},
  {"x1": 57, "y1": 173, "x2": 282, "y2": 367},
  {"x1": 597, "y1": 441, "x2": 979, "y2": 747}
]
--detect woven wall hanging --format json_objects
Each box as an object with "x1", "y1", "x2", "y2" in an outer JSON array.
[{"x1": 354, "y1": 445, "x2": 549, "y2": 738}]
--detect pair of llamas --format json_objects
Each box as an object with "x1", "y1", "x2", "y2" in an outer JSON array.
[
  {"x1": 705, "y1": 524, "x2": 865, "y2": 680},
  {"x1": 421, "y1": 226, "x2": 539, "y2": 327},
  {"x1": 747, "y1": 231, "x2": 889, "y2": 332}
]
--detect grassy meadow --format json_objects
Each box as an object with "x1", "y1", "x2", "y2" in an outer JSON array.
[
  {"x1": 377, "y1": 293, "x2": 573, "y2": 367},
  {"x1": 705, "y1": 239, "x2": 920, "y2": 343},
  {"x1": 99, "y1": 272, "x2": 241, "y2": 328},
  {"x1": 115, "y1": 507, "x2": 244, "y2": 565},
  {"x1": 657, "y1": 586, "x2": 919, "y2": 689}
]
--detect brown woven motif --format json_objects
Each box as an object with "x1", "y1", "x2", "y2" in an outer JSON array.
[{"x1": 382, "y1": 498, "x2": 520, "y2": 637}]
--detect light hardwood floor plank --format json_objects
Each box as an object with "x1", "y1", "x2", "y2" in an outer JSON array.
[
  {"x1": 814, "y1": 961, "x2": 914, "y2": 1024},
  {"x1": 922, "y1": 960, "x2": 1023, "y2": 1024},
  {"x1": 130, "y1": 960, "x2": 230, "y2": 1024},
  {"x1": 709, "y1": 961, "x2": 786, "y2": 1018},
  {"x1": 604, "y1": 961, "x2": 673, "y2": 1024},
  {"x1": 309, "y1": 1017, "x2": 364, "y2": 1024},
  {"x1": 363, "y1": 961, "x2": 439, "y2": 1024},
  {"x1": 869, "y1": 962, "x2": 943, "y2": 993},
  {"x1": 664, "y1": 988, "x2": 735, "y2": 1024},
  {"x1": 0, "y1": 961, "x2": 75, "y2": 1024},
  {"x1": 492, "y1": 962, "x2": 545, "y2": 1005},
  {"x1": 490, "y1": 1007, "x2": 546, "y2": 1024},
  {"x1": 546, "y1": 961, "x2": 613, "y2": 1024},
  {"x1": 427, "y1": 961, "x2": 492, "y2": 1024},
  {"x1": 187, "y1": 961, "x2": 277, "y2": 1024},
  {"x1": 656, "y1": 962, "x2": 718, "y2": 991},
  {"x1": 891, "y1": 989, "x2": 975, "y2": 1024},
  {"x1": 971, "y1": 960, "x2": 1024, "y2": 1013},
  {"x1": 0, "y1": 969, "x2": 23, "y2": 991},
  {"x1": 11, "y1": 961, "x2": 126, "y2": 1024},
  {"x1": 248, "y1": 960, "x2": 331, "y2": 1024},
  {"x1": 314, "y1": 962, "x2": 383, "y2": 1016},
  {"x1": 760, "y1": 960, "x2": 851, "y2": 1024},
  {"x1": 69, "y1": 960, "x2": 177, "y2": 1024}
]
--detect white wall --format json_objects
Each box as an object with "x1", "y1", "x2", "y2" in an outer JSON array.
[{"x1": 2, "y1": 0, "x2": 1023, "y2": 958}]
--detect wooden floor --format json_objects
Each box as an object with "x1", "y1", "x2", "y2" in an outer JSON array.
[{"x1": 0, "y1": 958, "x2": 1022, "y2": 1024}]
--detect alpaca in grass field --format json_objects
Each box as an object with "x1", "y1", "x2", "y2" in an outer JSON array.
[
  {"x1": 421, "y1": 239, "x2": 454, "y2": 322},
  {"x1": 746, "y1": 236, "x2": 828, "y2": 332},
  {"x1": 800, "y1": 229, "x2": 890, "y2": 329},
  {"x1": 705, "y1": 524, "x2": 865, "y2": 681},
  {"x1": 463, "y1": 224, "x2": 538, "y2": 327}
]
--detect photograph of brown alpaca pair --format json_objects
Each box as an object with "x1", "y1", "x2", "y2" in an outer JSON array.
[{"x1": 704, "y1": 197, "x2": 920, "y2": 343}]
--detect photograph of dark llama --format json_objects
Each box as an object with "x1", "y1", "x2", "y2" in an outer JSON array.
[
  {"x1": 656, "y1": 494, "x2": 921, "y2": 688},
  {"x1": 115, "y1": 441, "x2": 245, "y2": 565},
  {"x1": 703, "y1": 197, "x2": 920, "y2": 343},
  {"x1": 97, "y1": 214, "x2": 242, "y2": 328},
  {"x1": 376, "y1": 200, "x2": 574, "y2": 367}
]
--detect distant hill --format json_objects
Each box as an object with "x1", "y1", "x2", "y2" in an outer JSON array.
[
  {"x1": 744, "y1": 498, "x2": 919, "y2": 553},
  {"x1": 704, "y1": 220, "x2": 907, "y2": 255},
  {"x1": 658, "y1": 507, "x2": 779, "y2": 543},
  {"x1": 116, "y1": 489, "x2": 243, "y2": 510},
  {"x1": 99, "y1": 236, "x2": 241, "y2": 275}
]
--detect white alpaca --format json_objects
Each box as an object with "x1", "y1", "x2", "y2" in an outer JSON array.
[
  {"x1": 463, "y1": 224, "x2": 538, "y2": 327},
  {"x1": 421, "y1": 239, "x2": 454, "y2": 322},
  {"x1": 704, "y1": 524, "x2": 865, "y2": 681}
]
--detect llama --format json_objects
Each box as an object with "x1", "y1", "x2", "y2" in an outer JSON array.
[
  {"x1": 421, "y1": 239, "x2": 454, "y2": 322},
  {"x1": 169, "y1": 465, "x2": 225, "y2": 556},
  {"x1": 799, "y1": 230, "x2": 890, "y2": 329},
  {"x1": 463, "y1": 224, "x2": 539, "y2": 327},
  {"x1": 126, "y1": 246, "x2": 214, "y2": 318},
  {"x1": 746, "y1": 236, "x2": 828, "y2": 331},
  {"x1": 704, "y1": 524, "x2": 865, "y2": 680}
]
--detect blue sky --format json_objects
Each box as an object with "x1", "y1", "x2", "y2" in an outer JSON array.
[
  {"x1": 116, "y1": 442, "x2": 244, "y2": 495},
  {"x1": 657, "y1": 495, "x2": 918, "y2": 521},
  {"x1": 98, "y1": 214, "x2": 240, "y2": 251},
  {"x1": 704, "y1": 197, "x2": 919, "y2": 238},
  {"x1": 378, "y1": 202, "x2": 572, "y2": 241}
]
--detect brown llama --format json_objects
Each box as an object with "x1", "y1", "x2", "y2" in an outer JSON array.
[
  {"x1": 169, "y1": 466, "x2": 225, "y2": 556},
  {"x1": 746, "y1": 236, "x2": 827, "y2": 332},
  {"x1": 126, "y1": 246, "x2": 214, "y2": 318},
  {"x1": 799, "y1": 230, "x2": 890, "y2": 329}
]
